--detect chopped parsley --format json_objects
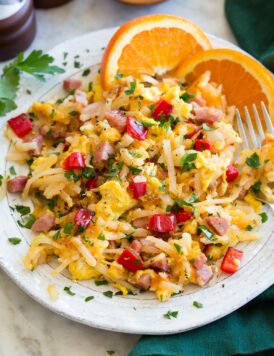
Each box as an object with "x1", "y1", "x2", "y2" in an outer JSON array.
[
  {"x1": 9, "y1": 166, "x2": 16, "y2": 175},
  {"x1": 180, "y1": 152, "x2": 197, "y2": 172},
  {"x1": 193, "y1": 301, "x2": 203, "y2": 308},
  {"x1": 245, "y1": 225, "x2": 253, "y2": 231},
  {"x1": 47, "y1": 197, "x2": 57, "y2": 211},
  {"x1": 82, "y1": 68, "x2": 91, "y2": 77},
  {"x1": 63, "y1": 222, "x2": 74, "y2": 235},
  {"x1": 180, "y1": 92, "x2": 195, "y2": 102},
  {"x1": 158, "y1": 162, "x2": 167, "y2": 170},
  {"x1": 82, "y1": 236, "x2": 94, "y2": 246},
  {"x1": 17, "y1": 214, "x2": 35, "y2": 229},
  {"x1": 115, "y1": 73, "x2": 123, "y2": 79},
  {"x1": 246, "y1": 153, "x2": 260, "y2": 169},
  {"x1": 52, "y1": 230, "x2": 61, "y2": 241},
  {"x1": 163, "y1": 310, "x2": 179, "y2": 319},
  {"x1": 148, "y1": 103, "x2": 155, "y2": 113},
  {"x1": 8, "y1": 237, "x2": 21, "y2": 245},
  {"x1": 82, "y1": 167, "x2": 96, "y2": 179},
  {"x1": 198, "y1": 225, "x2": 215, "y2": 240},
  {"x1": 129, "y1": 150, "x2": 143, "y2": 158},
  {"x1": 69, "y1": 110, "x2": 78, "y2": 117},
  {"x1": 88, "y1": 82, "x2": 93, "y2": 92},
  {"x1": 56, "y1": 98, "x2": 64, "y2": 105},
  {"x1": 85, "y1": 296, "x2": 94, "y2": 302},
  {"x1": 64, "y1": 170, "x2": 80, "y2": 182},
  {"x1": 0, "y1": 175, "x2": 3, "y2": 186},
  {"x1": 174, "y1": 198, "x2": 198, "y2": 217},
  {"x1": 251, "y1": 181, "x2": 261, "y2": 194},
  {"x1": 107, "y1": 351, "x2": 115, "y2": 355},
  {"x1": 158, "y1": 115, "x2": 179, "y2": 132},
  {"x1": 74, "y1": 60, "x2": 81, "y2": 68},
  {"x1": 260, "y1": 212, "x2": 268, "y2": 223},
  {"x1": 159, "y1": 179, "x2": 168, "y2": 193},
  {"x1": 134, "y1": 259, "x2": 142, "y2": 265},
  {"x1": 128, "y1": 166, "x2": 142, "y2": 175},
  {"x1": 174, "y1": 243, "x2": 183, "y2": 255},
  {"x1": 95, "y1": 279, "x2": 108, "y2": 286},
  {"x1": 141, "y1": 120, "x2": 157, "y2": 128},
  {"x1": 98, "y1": 232, "x2": 106, "y2": 241},
  {"x1": 103, "y1": 291, "x2": 113, "y2": 298},
  {"x1": 15, "y1": 205, "x2": 31, "y2": 216},
  {"x1": 125, "y1": 81, "x2": 136, "y2": 95},
  {"x1": 64, "y1": 286, "x2": 75, "y2": 296}
]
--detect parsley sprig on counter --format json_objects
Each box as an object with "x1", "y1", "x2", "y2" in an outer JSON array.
[{"x1": 0, "y1": 50, "x2": 64, "y2": 116}]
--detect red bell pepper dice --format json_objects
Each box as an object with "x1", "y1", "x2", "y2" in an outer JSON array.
[
  {"x1": 148, "y1": 214, "x2": 176, "y2": 233},
  {"x1": 128, "y1": 176, "x2": 147, "y2": 199},
  {"x1": 63, "y1": 152, "x2": 86, "y2": 170},
  {"x1": 74, "y1": 208, "x2": 92, "y2": 228},
  {"x1": 126, "y1": 116, "x2": 148, "y2": 140},
  {"x1": 117, "y1": 248, "x2": 143, "y2": 272},
  {"x1": 86, "y1": 176, "x2": 98, "y2": 189},
  {"x1": 221, "y1": 247, "x2": 243, "y2": 274},
  {"x1": 152, "y1": 99, "x2": 173, "y2": 120},
  {"x1": 8, "y1": 113, "x2": 32, "y2": 138},
  {"x1": 175, "y1": 211, "x2": 193, "y2": 223},
  {"x1": 194, "y1": 139, "x2": 211, "y2": 151},
  {"x1": 226, "y1": 164, "x2": 239, "y2": 182}
]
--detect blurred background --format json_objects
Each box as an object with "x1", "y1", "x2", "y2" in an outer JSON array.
[{"x1": 0, "y1": 0, "x2": 236, "y2": 61}]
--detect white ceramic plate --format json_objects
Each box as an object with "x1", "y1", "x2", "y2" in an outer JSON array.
[{"x1": 0, "y1": 28, "x2": 273, "y2": 335}]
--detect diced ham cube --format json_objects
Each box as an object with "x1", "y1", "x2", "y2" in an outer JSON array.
[
  {"x1": 31, "y1": 214, "x2": 55, "y2": 233},
  {"x1": 189, "y1": 95, "x2": 206, "y2": 107},
  {"x1": 194, "y1": 107, "x2": 222, "y2": 123},
  {"x1": 130, "y1": 239, "x2": 142, "y2": 254},
  {"x1": 104, "y1": 110, "x2": 127, "y2": 133},
  {"x1": 80, "y1": 101, "x2": 105, "y2": 122},
  {"x1": 151, "y1": 256, "x2": 170, "y2": 272},
  {"x1": 135, "y1": 273, "x2": 151, "y2": 290},
  {"x1": 75, "y1": 90, "x2": 88, "y2": 106},
  {"x1": 25, "y1": 135, "x2": 43, "y2": 155},
  {"x1": 196, "y1": 264, "x2": 213, "y2": 286},
  {"x1": 94, "y1": 141, "x2": 115, "y2": 162},
  {"x1": 193, "y1": 253, "x2": 207, "y2": 270},
  {"x1": 205, "y1": 216, "x2": 229, "y2": 236},
  {"x1": 7, "y1": 176, "x2": 28, "y2": 193},
  {"x1": 132, "y1": 217, "x2": 148, "y2": 229},
  {"x1": 63, "y1": 79, "x2": 82, "y2": 91}
]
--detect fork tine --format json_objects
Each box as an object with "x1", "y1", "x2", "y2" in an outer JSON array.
[
  {"x1": 244, "y1": 106, "x2": 259, "y2": 148},
  {"x1": 261, "y1": 102, "x2": 274, "y2": 134},
  {"x1": 252, "y1": 104, "x2": 265, "y2": 144},
  {"x1": 236, "y1": 109, "x2": 250, "y2": 149}
]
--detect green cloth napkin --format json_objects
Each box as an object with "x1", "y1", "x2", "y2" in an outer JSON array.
[
  {"x1": 129, "y1": 285, "x2": 274, "y2": 356},
  {"x1": 225, "y1": 0, "x2": 274, "y2": 72},
  {"x1": 130, "y1": 3, "x2": 274, "y2": 354}
]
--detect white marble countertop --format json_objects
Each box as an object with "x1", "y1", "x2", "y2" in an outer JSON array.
[{"x1": 0, "y1": 1, "x2": 237, "y2": 355}]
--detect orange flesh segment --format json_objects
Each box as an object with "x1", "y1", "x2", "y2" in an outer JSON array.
[{"x1": 118, "y1": 28, "x2": 206, "y2": 76}]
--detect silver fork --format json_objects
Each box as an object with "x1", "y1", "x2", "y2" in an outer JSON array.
[{"x1": 236, "y1": 102, "x2": 274, "y2": 213}]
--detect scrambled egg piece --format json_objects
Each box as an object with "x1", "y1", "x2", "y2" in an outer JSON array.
[
  {"x1": 100, "y1": 127, "x2": 121, "y2": 143},
  {"x1": 67, "y1": 135, "x2": 91, "y2": 155},
  {"x1": 31, "y1": 155, "x2": 58, "y2": 173},
  {"x1": 32, "y1": 102, "x2": 69, "y2": 124},
  {"x1": 68, "y1": 258, "x2": 100, "y2": 280},
  {"x1": 96, "y1": 181, "x2": 137, "y2": 220},
  {"x1": 244, "y1": 194, "x2": 262, "y2": 213}
]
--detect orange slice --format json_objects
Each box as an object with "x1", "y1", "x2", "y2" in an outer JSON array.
[
  {"x1": 176, "y1": 48, "x2": 274, "y2": 121},
  {"x1": 101, "y1": 14, "x2": 211, "y2": 89}
]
